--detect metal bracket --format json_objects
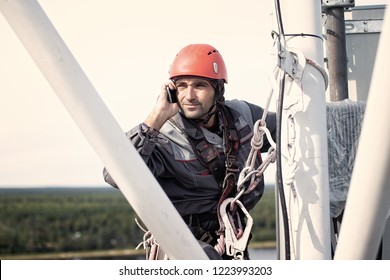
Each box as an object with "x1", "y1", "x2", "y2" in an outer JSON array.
[
  {"x1": 322, "y1": 0, "x2": 355, "y2": 12},
  {"x1": 279, "y1": 48, "x2": 306, "y2": 82},
  {"x1": 345, "y1": 19, "x2": 383, "y2": 34},
  {"x1": 278, "y1": 48, "x2": 306, "y2": 117}
]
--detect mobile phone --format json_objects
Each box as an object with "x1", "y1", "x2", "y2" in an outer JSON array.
[{"x1": 166, "y1": 87, "x2": 177, "y2": 103}]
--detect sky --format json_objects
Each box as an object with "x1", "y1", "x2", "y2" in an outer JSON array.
[{"x1": 0, "y1": 0, "x2": 387, "y2": 187}]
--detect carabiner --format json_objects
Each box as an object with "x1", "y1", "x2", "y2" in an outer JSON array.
[{"x1": 219, "y1": 197, "x2": 253, "y2": 259}]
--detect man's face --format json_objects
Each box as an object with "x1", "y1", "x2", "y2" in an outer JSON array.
[{"x1": 175, "y1": 77, "x2": 216, "y2": 120}]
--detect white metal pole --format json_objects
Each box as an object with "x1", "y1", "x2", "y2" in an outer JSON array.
[
  {"x1": 277, "y1": 0, "x2": 331, "y2": 259},
  {"x1": 0, "y1": 0, "x2": 207, "y2": 260},
  {"x1": 334, "y1": 5, "x2": 390, "y2": 260}
]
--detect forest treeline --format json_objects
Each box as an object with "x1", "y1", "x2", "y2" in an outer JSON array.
[{"x1": 0, "y1": 186, "x2": 276, "y2": 256}]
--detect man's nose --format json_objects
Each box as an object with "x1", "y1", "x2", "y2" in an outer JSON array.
[{"x1": 185, "y1": 86, "x2": 196, "y2": 100}]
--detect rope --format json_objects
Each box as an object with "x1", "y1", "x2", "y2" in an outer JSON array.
[
  {"x1": 135, "y1": 218, "x2": 168, "y2": 260},
  {"x1": 214, "y1": 235, "x2": 226, "y2": 255},
  {"x1": 236, "y1": 67, "x2": 279, "y2": 195}
]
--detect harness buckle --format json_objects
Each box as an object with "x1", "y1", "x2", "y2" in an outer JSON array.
[
  {"x1": 219, "y1": 197, "x2": 253, "y2": 260},
  {"x1": 226, "y1": 154, "x2": 239, "y2": 172}
]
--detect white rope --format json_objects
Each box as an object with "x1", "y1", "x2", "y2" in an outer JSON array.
[
  {"x1": 236, "y1": 68, "x2": 279, "y2": 195},
  {"x1": 284, "y1": 114, "x2": 298, "y2": 198},
  {"x1": 214, "y1": 234, "x2": 226, "y2": 255},
  {"x1": 135, "y1": 218, "x2": 168, "y2": 260}
]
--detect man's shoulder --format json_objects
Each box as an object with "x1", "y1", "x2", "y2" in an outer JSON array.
[
  {"x1": 225, "y1": 99, "x2": 246, "y2": 107},
  {"x1": 160, "y1": 114, "x2": 197, "y2": 139},
  {"x1": 225, "y1": 99, "x2": 257, "y2": 122},
  {"x1": 225, "y1": 99, "x2": 269, "y2": 126},
  {"x1": 225, "y1": 99, "x2": 262, "y2": 112}
]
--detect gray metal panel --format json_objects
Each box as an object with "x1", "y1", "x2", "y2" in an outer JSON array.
[
  {"x1": 344, "y1": 5, "x2": 385, "y2": 102},
  {"x1": 346, "y1": 32, "x2": 380, "y2": 101}
]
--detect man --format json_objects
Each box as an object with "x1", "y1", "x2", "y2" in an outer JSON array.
[{"x1": 103, "y1": 44, "x2": 276, "y2": 259}]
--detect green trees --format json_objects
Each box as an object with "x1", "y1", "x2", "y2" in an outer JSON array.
[
  {"x1": 250, "y1": 187, "x2": 276, "y2": 242},
  {"x1": 0, "y1": 186, "x2": 276, "y2": 256}
]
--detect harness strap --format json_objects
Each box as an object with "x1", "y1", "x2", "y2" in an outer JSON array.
[
  {"x1": 194, "y1": 139, "x2": 225, "y2": 185},
  {"x1": 193, "y1": 104, "x2": 240, "y2": 186},
  {"x1": 215, "y1": 104, "x2": 241, "y2": 235}
]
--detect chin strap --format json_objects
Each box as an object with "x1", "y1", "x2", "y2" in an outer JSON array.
[{"x1": 193, "y1": 103, "x2": 218, "y2": 125}]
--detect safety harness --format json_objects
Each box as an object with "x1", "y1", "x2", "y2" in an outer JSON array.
[
  {"x1": 193, "y1": 104, "x2": 240, "y2": 185},
  {"x1": 138, "y1": 103, "x2": 256, "y2": 260},
  {"x1": 182, "y1": 103, "x2": 253, "y2": 259}
]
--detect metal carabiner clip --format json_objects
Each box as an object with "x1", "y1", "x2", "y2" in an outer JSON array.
[{"x1": 219, "y1": 197, "x2": 253, "y2": 259}]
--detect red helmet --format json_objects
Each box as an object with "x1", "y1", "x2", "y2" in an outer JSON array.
[{"x1": 169, "y1": 44, "x2": 228, "y2": 83}]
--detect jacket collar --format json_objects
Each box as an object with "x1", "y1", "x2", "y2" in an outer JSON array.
[{"x1": 170, "y1": 104, "x2": 241, "y2": 139}]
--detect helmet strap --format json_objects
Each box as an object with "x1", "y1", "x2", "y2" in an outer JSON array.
[{"x1": 193, "y1": 103, "x2": 218, "y2": 125}]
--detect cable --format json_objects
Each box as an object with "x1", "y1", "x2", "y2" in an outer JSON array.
[
  {"x1": 274, "y1": 0, "x2": 285, "y2": 49},
  {"x1": 285, "y1": 33, "x2": 324, "y2": 41},
  {"x1": 273, "y1": 0, "x2": 291, "y2": 260}
]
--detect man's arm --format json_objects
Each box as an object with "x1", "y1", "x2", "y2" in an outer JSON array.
[{"x1": 102, "y1": 81, "x2": 179, "y2": 188}]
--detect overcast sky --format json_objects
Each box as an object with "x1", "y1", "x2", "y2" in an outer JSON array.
[{"x1": 0, "y1": 0, "x2": 386, "y2": 187}]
